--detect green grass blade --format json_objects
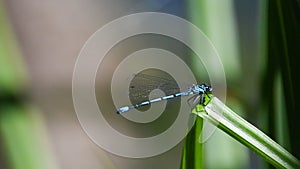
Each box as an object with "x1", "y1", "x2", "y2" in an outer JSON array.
[
  {"x1": 194, "y1": 97, "x2": 300, "y2": 169},
  {"x1": 181, "y1": 116, "x2": 204, "y2": 169}
]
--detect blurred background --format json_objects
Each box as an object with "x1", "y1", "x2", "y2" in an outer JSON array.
[{"x1": 0, "y1": 0, "x2": 299, "y2": 169}]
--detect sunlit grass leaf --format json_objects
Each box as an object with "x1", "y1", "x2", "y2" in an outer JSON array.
[{"x1": 194, "y1": 97, "x2": 300, "y2": 169}]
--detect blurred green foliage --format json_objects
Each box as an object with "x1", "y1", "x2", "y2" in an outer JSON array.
[
  {"x1": 0, "y1": 0, "x2": 27, "y2": 96},
  {"x1": 0, "y1": 1, "x2": 58, "y2": 169},
  {"x1": 182, "y1": 0, "x2": 300, "y2": 168},
  {"x1": 264, "y1": 0, "x2": 300, "y2": 162}
]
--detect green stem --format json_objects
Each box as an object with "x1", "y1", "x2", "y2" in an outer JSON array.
[
  {"x1": 181, "y1": 115, "x2": 204, "y2": 169},
  {"x1": 194, "y1": 97, "x2": 300, "y2": 169}
]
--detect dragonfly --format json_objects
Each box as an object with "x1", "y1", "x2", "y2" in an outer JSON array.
[
  {"x1": 117, "y1": 83, "x2": 212, "y2": 114},
  {"x1": 117, "y1": 72, "x2": 213, "y2": 114}
]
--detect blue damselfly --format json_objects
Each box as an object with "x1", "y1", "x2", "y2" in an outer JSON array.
[{"x1": 116, "y1": 72, "x2": 212, "y2": 114}]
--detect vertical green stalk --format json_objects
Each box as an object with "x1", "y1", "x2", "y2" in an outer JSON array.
[
  {"x1": 181, "y1": 116, "x2": 204, "y2": 169},
  {"x1": 186, "y1": 0, "x2": 240, "y2": 168}
]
